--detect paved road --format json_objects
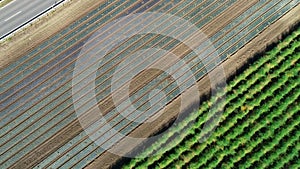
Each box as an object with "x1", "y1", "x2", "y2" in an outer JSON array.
[{"x1": 0, "y1": 0, "x2": 57, "y2": 39}]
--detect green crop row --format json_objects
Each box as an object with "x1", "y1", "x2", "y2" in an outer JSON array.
[
  {"x1": 197, "y1": 75, "x2": 300, "y2": 169},
  {"x1": 222, "y1": 90, "x2": 300, "y2": 169},
  {"x1": 125, "y1": 34, "x2": 300, "y2": 169},
  {"x1": 271, "y1": 137, "x2": 299, "y2": 169},
  {"x1": 172, "y1": 59, "x2": 299, "y2": 169},
  {"x1": 123, "y1": 27, "x2": 300, "y2": 169},
  {"x1": 257, "y1": 102, "x2": 299, "y2": 168},
  {"x1": 133, "y1": 41, "x2": 299, "y2": 169},
  {"x1": 241, "y1": 117, "x2": 300, "y2": 169}
]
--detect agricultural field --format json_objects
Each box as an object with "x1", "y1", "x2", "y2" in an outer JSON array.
[
  {"x1": 121, "y1": 26, "x2": 300, "y2": 169},
  {"x1": 0, "y1": 0, "x2": 299, "y2": 169}
]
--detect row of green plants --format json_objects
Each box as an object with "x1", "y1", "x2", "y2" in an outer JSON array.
[
  {"x1": 257, "y1": 114, "x2": 299, "y2": 168},
  {"x1": 271, "y1": 131, "x2": 299, "y2": 169},
  {"x1": 189, "y1": 69, "x2": 299, "y2": 169},
  {"x1": 122, "y1": 27, "x2": 300, "y2": 168},
  {"x1": 216, "y1": 85, "x2": 299, "y2": 169},
  {"x1": 126, "y1": 27, "x2": 300, "y2": 167},
  {"x1": 160, "y1": 53, "x2": 299, "y2": 169},
  {"x1": 171, "y1": 58, "x2": 299, "y2": 169},
  {"x1": 123, "y1": 27, "x2": 300, "y2": 168},
  {"x1": 237, "y1": 110, "x2": 299, "y2": 169}
]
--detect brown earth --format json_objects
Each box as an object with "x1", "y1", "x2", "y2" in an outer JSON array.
[{"x1": 2, "y1": 0, "x2": 300, "y2": 169}]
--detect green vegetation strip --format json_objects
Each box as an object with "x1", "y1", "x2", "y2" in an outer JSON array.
[
  {"x1": 0, "y1": 0, "x2": 13, "y2": 8},
  {"x1": 122, "y1": 27, "x2": 300, "y2": 169}
]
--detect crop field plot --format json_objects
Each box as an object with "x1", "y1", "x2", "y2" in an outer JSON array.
[
  {"x1": 0, "y1": 0, "x2": 299, "y2": 169},
  {"x1": 122, "y1": 26, "x2": 300, "y2": 169}
]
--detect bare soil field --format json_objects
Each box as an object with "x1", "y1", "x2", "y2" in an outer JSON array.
[{"x1": 1, "y1": 1, "x2": 300, "y2": 168}]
